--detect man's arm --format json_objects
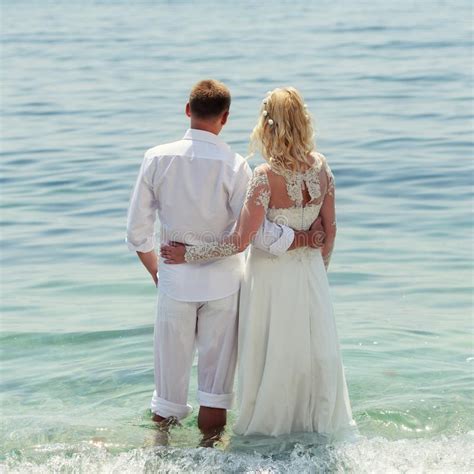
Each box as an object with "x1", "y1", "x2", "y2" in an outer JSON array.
[
  {"x1": 251, "y1": 217, "x2": 294, "y2": 255},
  {"x1": 136, "y1": 250, "x2": 159, "y2": 287},
  {"x1": 125, "y1": 153, "x2": 159, "y2": 286},
  {"x1": 252, "y1": 216, "x2": 325, "y2": 255}
]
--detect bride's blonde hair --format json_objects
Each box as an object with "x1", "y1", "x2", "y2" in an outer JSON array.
[{"x1": 250, "y1": 87, "x2": 315, "y2": 173}]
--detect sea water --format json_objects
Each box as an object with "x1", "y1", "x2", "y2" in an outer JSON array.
[{"x1": 1, "y1": 1, "x2": 473, "y2": 472}]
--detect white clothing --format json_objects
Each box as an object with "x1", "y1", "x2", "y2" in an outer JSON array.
[
  {"x1": 234, "y1": 162, "x2": 356, "y2": 437},
  {"x1": 125, "y1": 128, "x2": 294, "y2": 302},
  {"x1": 235, "y1": 243, "x2": 356, "y2": 436},
  {"x1": 125, "y1": 129, "x2": 294, "y2": 418},
  {"x1": 179, "y1": 153, "x2": 356, "y2": 437},
  {"x1": 151, "y1": 289, "x2": 239, "y2": 419}
]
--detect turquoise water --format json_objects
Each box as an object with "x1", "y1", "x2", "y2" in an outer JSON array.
[{"x1": 1, "y1": 1, "x2": 473, "y2": 472}]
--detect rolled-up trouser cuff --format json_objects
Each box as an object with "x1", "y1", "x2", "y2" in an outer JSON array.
[
  {"x1": 150, "y1": 390, "x2": 193, "y2": 420},
  {"x1": 197, "y1": 390, "x2": 234, "y2": 410}
]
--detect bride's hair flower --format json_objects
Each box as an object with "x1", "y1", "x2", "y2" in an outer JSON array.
[
  {"x1": 263, "y1": 110, "x2": 268, "y2": 117},
  {"x1": 268, "y1": 119, "x2": 274, "y2": 126}
]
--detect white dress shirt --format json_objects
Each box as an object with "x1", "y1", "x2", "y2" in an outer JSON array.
[{"x1": 125, "y1": 128, "x2": 294, "y2": 302}]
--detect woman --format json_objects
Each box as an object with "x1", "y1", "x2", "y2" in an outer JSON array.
[{"x1": 162, "y1": 87, "x2": 356, "y2": 437}]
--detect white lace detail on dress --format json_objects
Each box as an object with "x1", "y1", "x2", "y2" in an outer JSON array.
[
  {"x1": 323, "y1": 156, "x2": 335, "y2": 197},
  {"x1": 277, "y1": 166, "x2": 320, "y2": 206},
  {"x1": 264, "y1": 153, "x2": 336, "y2": 263},
  {"x1": 267, "y1": 203, "x2": 321, "y2": 231},
  {"x1": 244, "y1": 170, "x2": 270, "y2": 209},
  {"x1": 270, "y1": 152, "x2": 333, "y2": 207},
  {"x1": 184, "y1": 241, "x2": 239, "y2": 263}
]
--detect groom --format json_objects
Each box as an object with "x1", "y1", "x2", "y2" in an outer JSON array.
[{"x1": 125, "y1": 79, "x2": 323, "y2": 435}]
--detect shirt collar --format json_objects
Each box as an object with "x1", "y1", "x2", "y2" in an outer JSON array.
[{"x1": 182, "y1": 128, "x2": 225, "y2": 146}]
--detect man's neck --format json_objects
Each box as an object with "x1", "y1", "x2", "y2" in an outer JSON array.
[{"x1": 189, "y1": 120, "x2": 221, "y2": 136}]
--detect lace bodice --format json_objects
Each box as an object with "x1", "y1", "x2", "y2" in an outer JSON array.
[
  {"x1": 270, "y1": 152, "x2": 334, "y2": 206},
  {"x1": 267, "y1": 204, "x2": 322, "y2": 231},
  {"x1": 264, "y1": 152, "x2": 333, "y2": 231}
]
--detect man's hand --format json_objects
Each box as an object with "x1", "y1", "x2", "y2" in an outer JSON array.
[
  {"x1": 161, "y1": 241, "x2": 187, "y2": 264},
  {"x1": 308, "y1": 217, "x2": 325, "y2": 248}
]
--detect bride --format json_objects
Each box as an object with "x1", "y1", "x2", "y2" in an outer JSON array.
[{"x1": 161, "y1": 87, "x2": 356, "y2": 438}]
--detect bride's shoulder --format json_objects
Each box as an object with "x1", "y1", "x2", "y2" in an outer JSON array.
[
  {"x1": 311, "y1": 151, "x2": 335, "y2": 194},
  {"x1": 255, "y1": 163, "x2": 285, "y2": 189},
  {"x1": 309, "y1": 150, "x2": 329, "y2": 168},
  {"x1": 254, "y1": 162, "x2": 271, "y2": 174},
  {"x1": 251, "y1": 163, "x2": 272, "y2": 181}
]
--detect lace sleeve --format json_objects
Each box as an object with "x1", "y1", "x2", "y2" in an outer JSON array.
[
  {"x1": 184, "y1": 167, "x2": 271, "y2": 263},
  {"x1": 185, "y1": 241, "x2": 240, "y2": 262},
  {"x1": 321, "y1": 154, "x2": 335, "y2": 197},
  {"x1": 243, "y1": 166, "x2": 270, "y2": 210},
  {"x1": 319, "y1": 154, "x2": 336, "y2": 270}
]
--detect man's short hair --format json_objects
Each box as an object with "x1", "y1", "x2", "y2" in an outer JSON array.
[{"x1": 189, "y1": 79, "x2": 231, "y2": 119}]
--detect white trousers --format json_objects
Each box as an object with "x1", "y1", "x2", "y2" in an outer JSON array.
[{"x1": 151, "y1": 289, "x2": 239, "y2": 420}]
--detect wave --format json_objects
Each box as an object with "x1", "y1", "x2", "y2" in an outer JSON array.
[{"x1": 2, "y1": 434, "x2": 473, "y2": 473}]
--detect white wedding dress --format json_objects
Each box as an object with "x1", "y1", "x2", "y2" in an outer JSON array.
[
  {"x1": 184, "y1": 152, "x2": 356, "y2": 438},
  {"x1": 234, "y1": 211, "x2": 355, "y2": 437}
]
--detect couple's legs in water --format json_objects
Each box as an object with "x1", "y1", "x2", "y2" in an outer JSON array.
[
  {"x1": 152, "y1": 406, "x2": 225, "y2": 432},
  {"x1": 152, "y1": 406, "x2": 226, "y2": 448},
  {"x1": 151, "y1": 290, "x2": 238, "y2": 442}
]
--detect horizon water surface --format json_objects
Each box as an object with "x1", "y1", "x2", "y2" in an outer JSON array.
[{"x1": 1, "y1": 1, "x2": 473, "y2": 472}]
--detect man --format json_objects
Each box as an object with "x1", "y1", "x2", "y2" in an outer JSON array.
[{"x1": 125, "y1": 79, "x2": 323, "y2": 436}]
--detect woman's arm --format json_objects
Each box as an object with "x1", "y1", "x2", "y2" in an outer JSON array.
[
  {"x1": 162, "y1": 166, "x2": 270, "y2": 264},
  {"x1": 319, "y1": 160, "x2": 336, "y2": 270}
]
